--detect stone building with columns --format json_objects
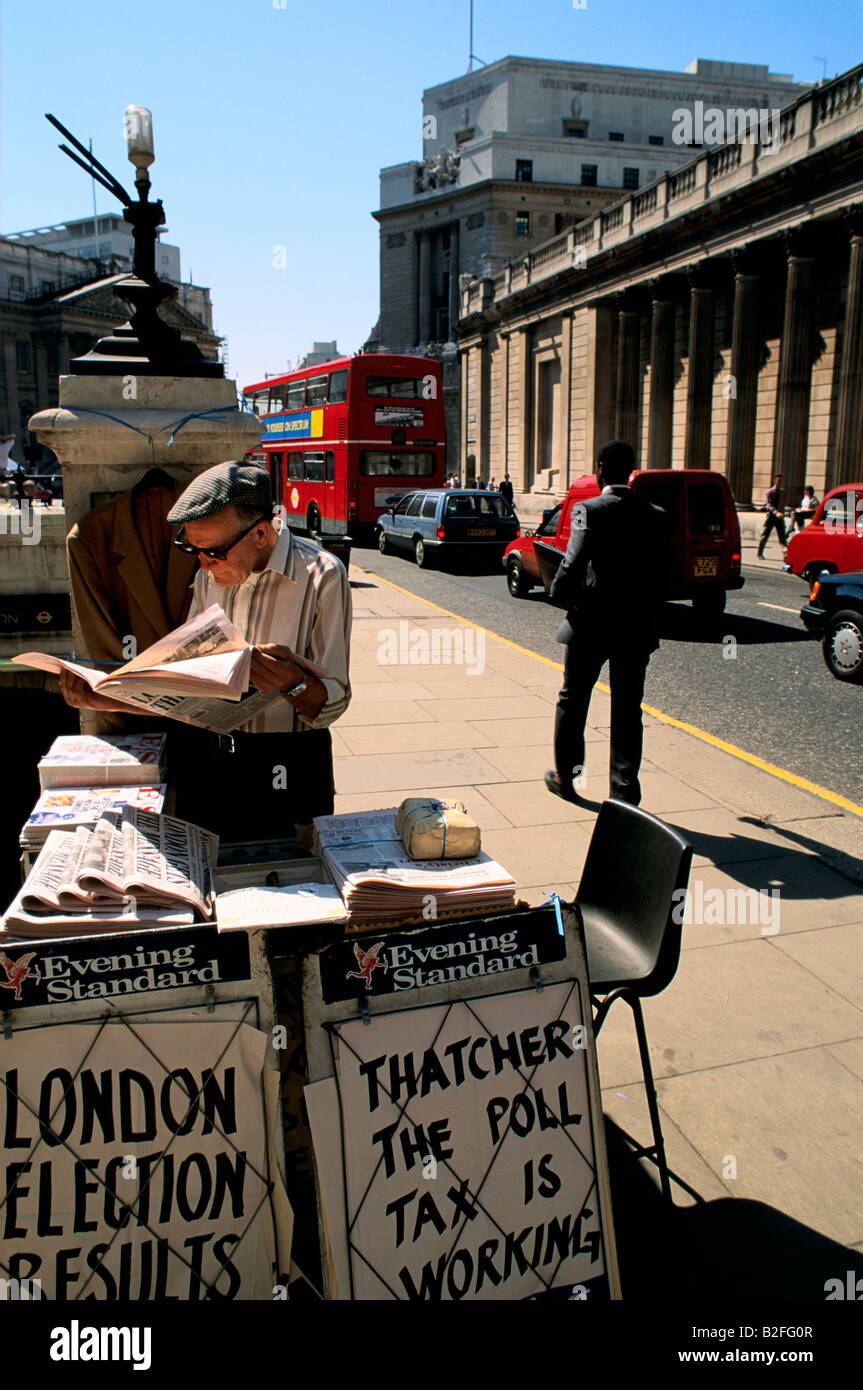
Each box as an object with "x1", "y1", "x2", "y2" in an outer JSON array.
[
  {"x1": 0, "y1": 236, "x2": 219, "y2": 469},
  {"x1": 456, "y1": 65, "x2": 863, "y2": 509},
  {"x1": 373, "y1": 55, "x2": 808, "y2": 472}
]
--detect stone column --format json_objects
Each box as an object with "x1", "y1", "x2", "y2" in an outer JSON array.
[
  {"x1": 725, "y1": 258, "x2": 760, "y2": 502},
  {"x1": 518, "y1": 326, "x2": 533, "y2": 491},
  {"x1": 3, "y1": 341, "x2": 20, "y2": 438},
  {"x1": 615, "y1": 301, "x2": 641, "y2": 452},
  {"x1": 772, "y1": 234, "x2": 816, "y2": 498},
  {"x1": 834, "y1": 215, "x2": 863, "y2": 486},
  {"x1": 583, "y1": 306, "x2": 614, "y2": 476},
  {"x1": 418, "y1": 231, "x2": 432, "y2": 345},
  {"x1": 647, "y1": 288, "x2": 675, "y2": 469},
  {"x1": 685, "y1": 273, "x2": 715, "y2": 469},
  {"x1": 448, "y1": 222, "x2": 460, "y2": 340}
]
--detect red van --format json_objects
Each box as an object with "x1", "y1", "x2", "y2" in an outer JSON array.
[
  {"x1": 784, "y1": 483, "x2": 863, "y2": 585},
  {"x1": 504, "y1": 468, "x2": 744, "y2": 614}
]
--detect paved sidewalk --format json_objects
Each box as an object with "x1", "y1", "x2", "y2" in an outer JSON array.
[{"x1": 336, "y1": 560, "x2": 863, "y2": 1296}]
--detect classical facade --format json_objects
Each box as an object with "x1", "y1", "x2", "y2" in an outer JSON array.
[
  {"x1": 373, "y1": 55, "x2": 808, "y2": 472},
  {"x1": 0, "y1": 237, "x2": 219, "y2": 468},
  {"x1": 456, "y1": 65, "x2": 863, "y2": 507}
]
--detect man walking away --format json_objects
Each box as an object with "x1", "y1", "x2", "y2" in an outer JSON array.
[
  {"x1": 546, "y1": 440, "x2": 668, "y2": 807},
  {"x1": 757, "y1": 474, "x2": 788, "y2": 558}
]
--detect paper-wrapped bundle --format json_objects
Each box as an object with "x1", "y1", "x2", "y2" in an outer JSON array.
[{"x1": 395, "y1": 798, "x2": 481, "y2": 861}]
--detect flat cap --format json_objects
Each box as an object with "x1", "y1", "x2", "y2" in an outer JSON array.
[{"x1": 166, "y1": 461, "x2": 273, "y2": 524}]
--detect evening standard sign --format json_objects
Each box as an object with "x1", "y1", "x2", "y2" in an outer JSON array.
[
  {"x1": 319, "y1": 915, "x2": 566, "y2": 1003},
  {"x1": 0, "y1": 927, "x2": 251, "y2": 1011},
  {"x1": 304, "y1": 906, "x2": 619, "y2": 1301},
  {"x1": 0, "y1": 1018, "x2": 291, "y2": 1299}
]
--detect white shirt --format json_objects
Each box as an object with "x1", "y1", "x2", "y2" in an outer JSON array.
[{"x1": 188, "y1": 525, "x2": 351, "y2": 733}]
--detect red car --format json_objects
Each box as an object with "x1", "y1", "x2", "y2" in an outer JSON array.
[
  {"x1": 504, "y1": 469, "x2": 743, "y2": 614},
  {"x1": 784, "y1": 483, "x2": 863, "y2": 585}
]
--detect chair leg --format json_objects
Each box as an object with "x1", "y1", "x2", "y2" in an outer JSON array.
[{"x1": 629, "y1": 995, "x2": 672, "y2": 1203}]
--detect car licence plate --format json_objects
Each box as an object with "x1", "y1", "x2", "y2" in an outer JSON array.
[
  {"x1": 467, "y1": 527, "x2": 496, "y2": 537},
  {"x1": 693, "y1": 556, "x2": 719, "y2": 577}
]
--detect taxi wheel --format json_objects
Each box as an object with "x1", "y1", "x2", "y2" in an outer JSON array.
[
  {"x1": 823, "y1": 609, "x2": 863, "y2": 683},
  {"x1": 377, "y1": 528, "x2": 388, "y2": 555},
  {"x1": 507, "y1": 557, "x2": 532, "y2": 598}
]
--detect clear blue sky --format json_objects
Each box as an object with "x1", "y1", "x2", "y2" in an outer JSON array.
[{"x1": 1, "y1": 0, "x2": 860, "y2": 389}]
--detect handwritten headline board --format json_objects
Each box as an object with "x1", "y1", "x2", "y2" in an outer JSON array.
[
  {"x1": 0, "y1": 1014, "x2": 293, "y2": 1300},
  {"x1": 302, "y1": 904, "x2": 620, "y2": 1301}
]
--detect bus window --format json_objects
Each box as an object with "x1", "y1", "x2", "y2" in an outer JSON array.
[
  {"x1": 306, "y1": 374, "x2": 328, "y2": 407},
  {"x1": 287, "y1": 453, "x2": 303, "y2": 481},
  {"x1": 268, "y1": 384, "x2": 285, "y2": 414},
  {"x1": 304, "y1": 451, "x2": 325, "y2": 482},
  {"x1": 286, "y1": 380, "x2": 305, "y2": 411},
  {"x1": 366, "y1": 376, "x2": 421, "y2": 397},
  {"x1": 252, "y1": 389, "x2": 269, "y2": 416},
  {"x1": 269, "y1": 452, "x2": 284, "y2": 505},
  {"x1": 360, "y1": 451, "x2": 435, "y2": 476},
  {"x1": 328, "y1": 369, "x2": 348, "y2": 403},
  {"x1": 325, "y1": 451, "x2": 335, "y2": 483}
]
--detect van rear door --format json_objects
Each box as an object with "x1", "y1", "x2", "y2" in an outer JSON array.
[{"x1": 685, "y1": 480, "x2": 730, "y2": 584}]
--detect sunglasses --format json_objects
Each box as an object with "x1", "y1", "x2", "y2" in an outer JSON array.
[{"x1": 173, "y1": 516, "x2": 270, "y2": 561}]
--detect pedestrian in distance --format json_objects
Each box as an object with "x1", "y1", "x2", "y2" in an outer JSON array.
[
  {"x1": 545, "y1": 439, "x2": 669, "y2": 808},
  {"x1": 792, "y1": 485, "x2": 818, "y2": 532},
  {"x1": 476, "y1": 478, "x2": 486, "y2": 490},
  {"x1": 489, "y1": 476, "x2": 497, "y2": 491},
  {"x1": 499, "y1": 474, "x2": 514, "y2": 506},
  {"x1": 757, "y1": 473, "x2": 788, "y2": 557}
]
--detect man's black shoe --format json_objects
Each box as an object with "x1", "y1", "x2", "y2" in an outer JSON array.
[{"x1": 545, "y1": 769, "x2": 583, "y2": 804}]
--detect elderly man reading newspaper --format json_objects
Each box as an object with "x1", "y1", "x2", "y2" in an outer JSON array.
[{"x1": 60, "y1": 461, "x2": 352, "y2": 842}]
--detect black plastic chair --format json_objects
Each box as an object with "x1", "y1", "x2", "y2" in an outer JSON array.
[{"x1": 576, "y1": 798, "x2": 693, "y2": 1202}]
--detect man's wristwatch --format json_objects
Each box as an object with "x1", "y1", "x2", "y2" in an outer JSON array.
[{"x1": 284, "y1": 677, "x2": 308, "y2": 700}]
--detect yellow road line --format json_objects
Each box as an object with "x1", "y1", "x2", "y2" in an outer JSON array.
[
  {"x1": 758, "y1": 601, "x2": 800, "y2": 614},
  {"x1": 356, "y1": 564, "x2": 863, "y2": 820}
]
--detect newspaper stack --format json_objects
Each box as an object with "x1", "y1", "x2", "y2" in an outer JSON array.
[
  {"x1": 312, "y1": 809, "x2": 517, "y2": 924},
  {"x1": 20, "y1": 784, "x2": 166, "y2": 853},
  {"x1": 37, "y1": 733, "x2": 167, "y2": 790},
  {"x1": 3, "y1": 808, "x2": 217, "y2": 938}
]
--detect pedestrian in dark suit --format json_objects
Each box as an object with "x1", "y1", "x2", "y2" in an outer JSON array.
[
  {"x1": 499, "y1": 474, "x2": 514, "y2": 506},
  {"x1": 546, "y1": 440, "x2": 668, "y2": 806}
]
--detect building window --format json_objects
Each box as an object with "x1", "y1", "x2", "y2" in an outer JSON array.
[
  {"x1": 515, "y1": 212, "x2": 531, "y2": 236},
  {"x1": 9, "y1": 274, "x2": 26, "y2": 294},
  {"x1": 649, "y1": 135, "x2": 664, "y2": 146},
  {"x1": 16, "y1": 341, "x2": 32, "y2": 372},
  {"x1": 41, "y1": 280, "x2": 55, "y2": 296},
  {"x1": 515, "y1": 159, "x2": 533, "y2": 182},
  {"x1": 563, "y1": 120, "x2": 588, "y2": 138},
  {"x1": 99, "y1": 242, "x2": 111, "y2": 256},
  {"x1": 608, "y1": 132, "x2": 624, "y2": 142},
  {"x1": 623, "y1": 167, "x2": 640, "y2": 189},
  {"x1": 581, "y1": 164, "x2": 598, "y2": 187}
]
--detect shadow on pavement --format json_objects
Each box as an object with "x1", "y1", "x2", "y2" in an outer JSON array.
[
  {"x1": 658, "y1": 604, "x2": 811, "y2": 646},
  {"x1": 665, "y1": 818, "x2": 863, "y2": 897},
  {"x1": 604, "y1": 1118, "x2": 863, "y2": 1299}
]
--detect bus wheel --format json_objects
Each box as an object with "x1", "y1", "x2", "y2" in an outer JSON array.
[
  {"x1": 377, "y1": 528, "x2": 388, "y2": 555},
  {"x1": 307, "y1": 504, "x2": 321, "y2": 536}
]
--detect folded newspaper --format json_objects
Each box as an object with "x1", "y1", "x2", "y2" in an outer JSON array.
[
  {"x1": 38, "y1": 732, "x2": 167, "y2": 790},
  {"x1": 20, "y1": 784, "x2": 166, "y2": 850},
  {"x1": 13, "y1": 604, "x2": 333, "y2": 735},
  {"x1": 311, "y1": 808, "x2": 516, "y2": 924},
  {"x1": 3, "y1": 807, "x2": 217, "y2": 938}
]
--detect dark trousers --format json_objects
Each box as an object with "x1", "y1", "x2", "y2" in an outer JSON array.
[
  {"x1": 554, "y1": 636, "x2": 651, "y2": 805},
  {"x1": 758, "y1": 511, "x2": 787, "y2": 554},
  {"x1": 168, "y1": 727, "x2": 334, "y2": 843}
]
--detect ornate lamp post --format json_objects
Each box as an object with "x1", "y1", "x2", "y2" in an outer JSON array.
[{"x1": 46, "y1": 108, "x2": 222, "y2": 377}]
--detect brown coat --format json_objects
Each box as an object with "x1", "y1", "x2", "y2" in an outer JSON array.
[{"x1": 67, "y1": 482, "x2": 197, "y2": 666}]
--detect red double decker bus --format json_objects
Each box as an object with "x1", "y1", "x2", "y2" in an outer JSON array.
[{"x1": 243, "y1": 353, "x2": 446, "y2": 538}]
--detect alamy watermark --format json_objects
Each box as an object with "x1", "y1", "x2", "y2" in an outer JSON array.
[
  {"x1": 0, "y1": 499, "x2": 41, "y2": 545},
  {"x1": 377, "y1": 620, "x2": 485, "y2": 676},
  {"x1": 672, "y1": 102, "x2": 781, "y2": 155},
  {"x1": 673, "y1": 881, "x2": 781, "y2": 935}
]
